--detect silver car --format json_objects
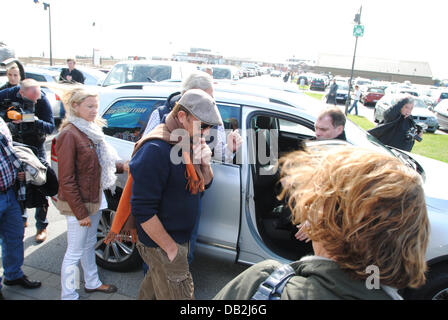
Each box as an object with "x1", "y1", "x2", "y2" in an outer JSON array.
[
  {"x1": 81, "y1": 83, "x2": 448, "y2": 300},
  {"x1": 374, "y1": 94, "x2": 439, "y2": 133}
]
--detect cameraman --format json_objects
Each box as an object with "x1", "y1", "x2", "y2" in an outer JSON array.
[
  {"x1": 368, "y1": 96, "x2": 422, "y2": 152},
  {"x1": 0, "y1": 79, "x2": 55, "y2": 243}
]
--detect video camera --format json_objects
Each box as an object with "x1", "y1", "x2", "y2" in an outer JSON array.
[
  {"x1": 406, "y1": 123, "x2": 425, "y2": 143},
  {"x1": 0, "y1": 98, "x2": 35, "y2": 123}
]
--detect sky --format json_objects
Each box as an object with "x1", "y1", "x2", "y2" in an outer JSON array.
[{"x1": 2, "y1": 0, "x2": 448, "y2": 78}]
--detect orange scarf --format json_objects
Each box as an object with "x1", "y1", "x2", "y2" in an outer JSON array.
[{"x1": 104, "y1": 112, "x2": 205, "y2": 244}]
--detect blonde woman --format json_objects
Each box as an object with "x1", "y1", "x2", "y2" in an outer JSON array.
[
  {"x1": 0, "y1": 64, "x2": 20, "y2": 90},
  {"x1": 215, "y1": 147, "x2": 429, "y2": 300},
  {"x1": 56, "y1": 87, "x2": 127, "y2": 300}
]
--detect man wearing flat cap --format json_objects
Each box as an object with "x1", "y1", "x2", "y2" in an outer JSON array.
[{"x1": 130, "y1": 89, "x2": 222, "y2": 300}]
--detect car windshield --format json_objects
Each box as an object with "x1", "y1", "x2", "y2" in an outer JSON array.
[
  {"x1": 102, "y1": 63, "x2": 172, "y2": 86},
  {"x1": 338, "y1": 84, "x2": 349, "y2": 90},
  {"x1": 213, "y1": 68, "x2": 232, "y2": 79},
  {"x1": 368, "y1": 88, "x2": 384, "y2": 93},
  {"x1": 391, "y1": 97, "x2": 427, "y2": 108}
]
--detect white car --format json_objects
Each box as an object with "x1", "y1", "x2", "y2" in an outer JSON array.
[
  {"x1": 374, "y1": 94, "x2": 439, "y2": 133},
  {"x1": 101, "y1": 60, "x2": 198, "y2": 87},
  {"x1": 63, "y1": 82, "x2": 448, "y2": 300},
  {"x1": 434, "y1": 99, "x2": 448, "y2": 130}
]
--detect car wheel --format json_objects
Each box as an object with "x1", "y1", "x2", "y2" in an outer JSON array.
[
  {"x1": 403, "y1": 263, "x2": 448, "y2": 300},
  {"x1": 426, "y1": 129, "x2": 436, "y2": 134},
  {"x1": 95, "y1": 208, "x2": 142, "y2": 272}
]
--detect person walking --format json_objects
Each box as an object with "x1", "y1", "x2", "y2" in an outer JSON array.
[
  {"x1": 59, "y1": 58, "x2": 85, "y2": 84},
  {"x1": 56, "y1": 87, "x2": 128, "y2": 300},
  {"x1": 130, "y1": 89, "x2": 222, "y2": 300},
  {"x1": 348, "y1": 85, "x2": 361, "y2": 115},
  {"x1": 326, "y1": 79, "x2": 338, "y2": 106}
]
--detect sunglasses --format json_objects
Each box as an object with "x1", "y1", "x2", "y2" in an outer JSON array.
[{"x1": 200, "y1": 123, "x2": 213, "y2": 130}]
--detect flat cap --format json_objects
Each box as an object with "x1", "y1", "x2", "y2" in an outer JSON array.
[{"x1": 178, "y1": 89, "x2": 223, "y2": 127}]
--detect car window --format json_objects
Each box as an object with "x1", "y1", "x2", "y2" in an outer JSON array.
[
  {"x1": 25, "y1": 73, "x2": 47, "y2": 82},
  {"x1": 103, "y1": 64, "x2": 126, "y2": 86},
  {"x1": 102, "y1": 99, "x2": 164, "y2": 142},
  {"x1": 217, "y1": 103, "x2": 241, "y2": 130},
  {"x1": 128, "y1": 64, "x2": 172, "y2": 82},
  {"x1": 279, "y1": 119, "x2": 315, "y2": 136},
  {"x1": 440, "y1": 92, "x2": 448, "y2": 99},
  {"x1": 368, "y1": 88, "x2": 384, "y2": 93},
  {"x1": 213, "y1": 68, "x2": 231, "y2": 80}
]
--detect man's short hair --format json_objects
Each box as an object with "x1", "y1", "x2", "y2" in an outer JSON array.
[
  {"x1": 181, "y1": 71, "x2": 213, "y2": 94},
  {"x1": 6, "y1": 63, "x2": 19, "y2": 73},
  {"x1": 66, "y1": 58, "x2": 76, "y2": 64},
  {"x1": 20, "y1": 79, "x2": 40, "y2": 89},
  {"x1": 317, "y1": 107, "x2": 346, "y2": 128}
]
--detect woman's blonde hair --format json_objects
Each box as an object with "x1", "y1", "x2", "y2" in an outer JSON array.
[
  {"x1": 278, "y1": 146, "x2": 429, "y2": 289},
  {"x1": 60, "y1": 86, "x2": 105, "y2": 129}
]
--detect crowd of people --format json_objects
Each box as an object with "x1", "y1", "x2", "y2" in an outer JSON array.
[{"x1": 0, "y1": 60, "x2": 430, "y2": 301}]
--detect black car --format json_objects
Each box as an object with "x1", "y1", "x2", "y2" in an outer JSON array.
[{"x1": 309, "y1": 79, "x2": 326, "y2": 91}]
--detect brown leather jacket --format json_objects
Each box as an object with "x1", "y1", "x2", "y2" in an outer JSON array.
[{"x1": 56, "y1": 123, "x2": 124, "y2": 220}]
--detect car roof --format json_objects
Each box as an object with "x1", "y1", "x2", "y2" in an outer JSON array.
[
  {"x1": 111, "y1": 59, "x2": 191, "y2": 67},
  {"x1": 24, "y1": 66, "x2": 59, "y2": 76},
  {"x1": 97, "y1": 81, "x2": 324, "y2": 121}
]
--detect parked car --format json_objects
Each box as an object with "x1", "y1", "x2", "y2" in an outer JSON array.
[
  {"x1": 434, "y1": 90, "x2": 448, "y2": 106},
  {"x1": 335, "y1": 83, "x2": 349, "y2": 104},
  {"x1": 374, "y1": 94, "x2": 439, "y2": 133},
  {"x1": 44, "y1": 65, "x2": 107, "y2": 86},
  {"x1": 434, "y1": 99, "x2": 448, "y2": 130},
  {"x1": 270, "y1": 70, "x2": 281, "y2": 77},
  {"x1": 101, "y1": 60, "x2": 197, "y2": 87},
  {"x1": 309, "y1": 78, "x2": 326, "y2": 91},
  {"x1": 202, "y1": 65, "x2": 239, "y2": 81},
  {"x1": 0, "y1": 67, "x2": 65, "y2": 122},
  {"x1": 51, "y1": 82, "x2": 448, "y2": 300},
  {"x1": 361, "y1": 87, "x2": 385, "y2": 106}
]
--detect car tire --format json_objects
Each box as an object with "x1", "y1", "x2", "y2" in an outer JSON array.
[
  {"x1": 95, "y1": 189, "x2": 142, "y2": 272},
  {"x1": 403, "y1": 263, "x2": 448, "y2": 300}
]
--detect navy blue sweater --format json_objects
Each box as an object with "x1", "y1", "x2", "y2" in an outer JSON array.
[{"x1": 130, "y1": 139, "x2": 211, "y2": 248}]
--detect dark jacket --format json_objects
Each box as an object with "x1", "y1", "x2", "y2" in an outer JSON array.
[
  {"x1": 0, "y1": 86, "x2": 55, "y2": 147},
  {"x1": 0, "y1": 82, "x2": 17, "y2": 91},
  {"x1": 327, "y1": 83, "x2": 338, "y2": 103},
  {"x1": 368, "y1": 101, "x2": 417, "y2": 152},
  {"x1": 130, "y1": 139, "x2": 211, "y2": 247},
  {"x1": 214, "y1": 257, "x2": 396, "y2": 300},
  {"x1": 59, "y1": 68, "x2": 85, "y2": 84},
  {"x1": 157, "y1": 91, "x2": 181, "y2": 122}
]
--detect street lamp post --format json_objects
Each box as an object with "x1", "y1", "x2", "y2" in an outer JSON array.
[
  {"x1": 345, "y1": 6, "x2": 363, "y2": 115},
  {"x1": 34, "y1": 1, "x2": 52, "y2": 66}
]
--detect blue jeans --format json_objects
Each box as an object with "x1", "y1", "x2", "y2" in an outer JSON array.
[
  {"x1": 142, "y1": 202, "x2": 202, "y2": 275},
  {"x1": 0, "y1": 189, "x2": 25, "y2": 289},
  {"x1": 348, "y1": 100, "x2": 359, "y2": 115},
  {"x1": 22, "y1": 143, "x2": 49, "y2": 231}
]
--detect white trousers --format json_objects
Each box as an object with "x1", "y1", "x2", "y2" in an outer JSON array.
[{"x1": 60, "y1": 211, "x2": 102, "y2": 300}]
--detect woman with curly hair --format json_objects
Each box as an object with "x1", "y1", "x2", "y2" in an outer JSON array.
[{"x1": 214, "y1": 146, "x2": 429, "y2": 300}]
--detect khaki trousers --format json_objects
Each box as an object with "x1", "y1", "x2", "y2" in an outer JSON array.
[{"x1": 136, "y1": 241, "x2": 194, "y2": 300}]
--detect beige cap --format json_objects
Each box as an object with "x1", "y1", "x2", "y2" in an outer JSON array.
[{"x1": 178, "y1": 89, "x2": 223, "y2": 127}]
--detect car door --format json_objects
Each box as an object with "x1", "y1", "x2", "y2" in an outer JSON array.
[{"x1": 198, "y1": 102, "x2": 242, "y2": 262}]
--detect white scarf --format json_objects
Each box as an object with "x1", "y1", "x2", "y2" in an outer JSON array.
[{"x1": 68, "y1": 115, "x2": 119, "y2": 193}]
